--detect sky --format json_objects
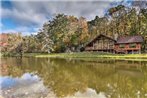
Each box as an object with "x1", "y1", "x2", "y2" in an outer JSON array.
[{"x1": 1, "y1": 0, "x2": 146, "y2": 35}]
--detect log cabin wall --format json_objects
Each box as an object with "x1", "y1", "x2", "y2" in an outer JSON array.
[{"x1": 85, "y1": 35, "x2": 115, "y2": 52}]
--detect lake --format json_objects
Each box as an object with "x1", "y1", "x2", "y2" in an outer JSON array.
[{"x1": 1, "y1": 57, "x2": 147, "y2": 98}]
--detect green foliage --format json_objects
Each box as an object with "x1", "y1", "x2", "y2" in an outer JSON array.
[
  {"x1": 108, "y1": 5, "x2": 125, "y2": 15},
  {"x1": 22, "y1": 35, "x2": 42, "y2": 53},
  {"x1": 1, "y1": 33, "x2": 24, "y2": 56},
  {"x1": 37, "y1": 14, "x2": 89, "y2": 53}
]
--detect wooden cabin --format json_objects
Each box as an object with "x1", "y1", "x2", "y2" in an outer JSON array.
[
  {"x1": 84, "y1": 34, "x2": 116, "y2": 52},
  {"x1": 84, "y1": 34, "x2": 144, "y2": 54},
  {"x1": 115, "y1": 35, "x2": 144, "y2": 54}
]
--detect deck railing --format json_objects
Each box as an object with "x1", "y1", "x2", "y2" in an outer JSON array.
[{"x1": 85, "y1": 47, "x2": 113, "y2": 50}]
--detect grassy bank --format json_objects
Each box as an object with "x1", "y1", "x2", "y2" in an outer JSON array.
[
  {"x1": 23, "y1": 53, "x2": 46, "y2": 57},
  {"x1": 2, "y1": 52, "x2": 147, "y2": 61},
  {"x1": 1, "y1": 52, "x2": 44, "y2": 57},
  {"x1": 36, "y1": 52, "x2": 147, "y2": 61}
]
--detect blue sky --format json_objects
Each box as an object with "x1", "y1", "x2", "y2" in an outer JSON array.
[{"x1": 1, "y1": 0, "x2": 146, "y2": 35}]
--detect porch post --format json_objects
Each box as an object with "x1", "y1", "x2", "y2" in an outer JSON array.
[
  {"x1": 126, "y1": 50, "x2": 128, "y2": 54},
  {"x1": 139, "y1": 49, "x2": 141, "y2": 54}
]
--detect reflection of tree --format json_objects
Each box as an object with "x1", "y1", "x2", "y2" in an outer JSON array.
[
  {"x1": 15, "y1": 57, "x2": 22, "y2": 66},
  {"x1": 5, "y1": 58, "x2": 147, "y2": 98}
]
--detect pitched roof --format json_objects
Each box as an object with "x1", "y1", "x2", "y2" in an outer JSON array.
[
  {"x1": 116, "y1": 35, "x2": 144, "y2": 44},
  {"x1": 85, "y1": 34, "x2": 116, "y2": 46}
]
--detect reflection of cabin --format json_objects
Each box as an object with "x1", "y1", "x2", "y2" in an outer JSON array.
[
  {"x1": 84, "y1": 34, "x2": 144, "y2": 54},
  {"x1": 115, "y1": 36, "x2": 144, "y2": 54},
  {"x1": 84, "y1": 34, "x2": 116, "y2": 52}
]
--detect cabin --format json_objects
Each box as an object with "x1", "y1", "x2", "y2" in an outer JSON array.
[
  {"x1": 84, "y1": 34, "x2": 116, "y2": 52},
  {"x1": 115, "y1": 35, "x2": 144, "y2": 54},
  {"x1": 84, "y1": 34, "x2": 144, "y2": 54}
]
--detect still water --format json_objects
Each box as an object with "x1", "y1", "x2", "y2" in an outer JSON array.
[{"x1": 1, "y1": 57, "x2": 147, "y2": 98}]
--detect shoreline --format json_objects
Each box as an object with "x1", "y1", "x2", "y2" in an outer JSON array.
[
  {"x1": 35, "y1": 52, "x2": 147, "y2": 61},
  {"x1": 1, "y1": 52, "x2": 147, "y2": 61}
]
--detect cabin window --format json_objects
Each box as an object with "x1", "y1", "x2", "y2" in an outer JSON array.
[
  {"x1": 119, "y1": 44, "x2": 125, "y2": 48},
  {"x1": 129, "y1": 43, "x2": 136, "y2": 48}
]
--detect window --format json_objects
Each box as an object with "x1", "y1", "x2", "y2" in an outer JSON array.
[
  {"x1": 129, "y1": 43, "x2": 136, "y2": 48},
  {"x1": 119, "y1": 44, "x2": 125, "y2": 48}
]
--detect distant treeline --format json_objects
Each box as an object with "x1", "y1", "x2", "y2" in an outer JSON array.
[{"x1": 1, "y1": 5, "x2": 147, "y2": 54}]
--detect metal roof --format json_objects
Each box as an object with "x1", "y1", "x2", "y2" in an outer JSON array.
[{"x1": 116, "y1": 35, "x2": 144, "y2": 44}]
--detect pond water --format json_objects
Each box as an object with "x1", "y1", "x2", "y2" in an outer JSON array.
[{"x1": 0, "y1": 57, "x2": 147, "y2": 98}]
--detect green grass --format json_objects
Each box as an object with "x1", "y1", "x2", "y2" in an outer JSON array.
[
  {"x1": 22, "y1": 53, "x2": 46, "y2": 57},
  {"x1": 2, "y1": 52, "x2": 147, "y2": 61},
  {"x1": 1, "y1": 52, "x2": 45, "y2": 57},
  {"x1": 36, "y1": 52, "x2": 147, "y2": 61}
]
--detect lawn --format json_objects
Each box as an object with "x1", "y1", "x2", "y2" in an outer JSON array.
[{"x1": 36, "y1": 52, "x2": 147, "y2": 61}]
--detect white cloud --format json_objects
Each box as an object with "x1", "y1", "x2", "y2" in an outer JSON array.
[
  {"x1": 2, "y1": 26, "x2": 38, "y2": 35},
  {"x1": 1, "y1": 73, "x2": 49, "y2": 98},
  {"x1": 2, "y1": 6, "x2": 48, "y2": 26},
  {"x1": 2, "y1": 1, "x2": 114, "y2": 25},
  {"x1": 2, "y1": 0, "x2": 127, "y2": 34}
]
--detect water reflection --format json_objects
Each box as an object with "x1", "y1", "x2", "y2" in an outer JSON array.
[
  {"x1": 0, "y1": 73, "x2": 48, "y2": 98},
  {"x1": 65, "y1": 88, "x2": 106, "y2": 98},
  {"x1": 1, "y1": 57, "x2": 147, "y2": 98}
]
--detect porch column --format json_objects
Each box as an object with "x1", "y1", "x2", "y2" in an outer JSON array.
[
  {"x1": 139, "y1": 49, "x2": 141, "y2": 54},
  {"x1": 126, "y1": 51, "x2": 128, "y2": 54},
  {"x1": 132, "y1": 50, "x2": 134, "y2": 54}
]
